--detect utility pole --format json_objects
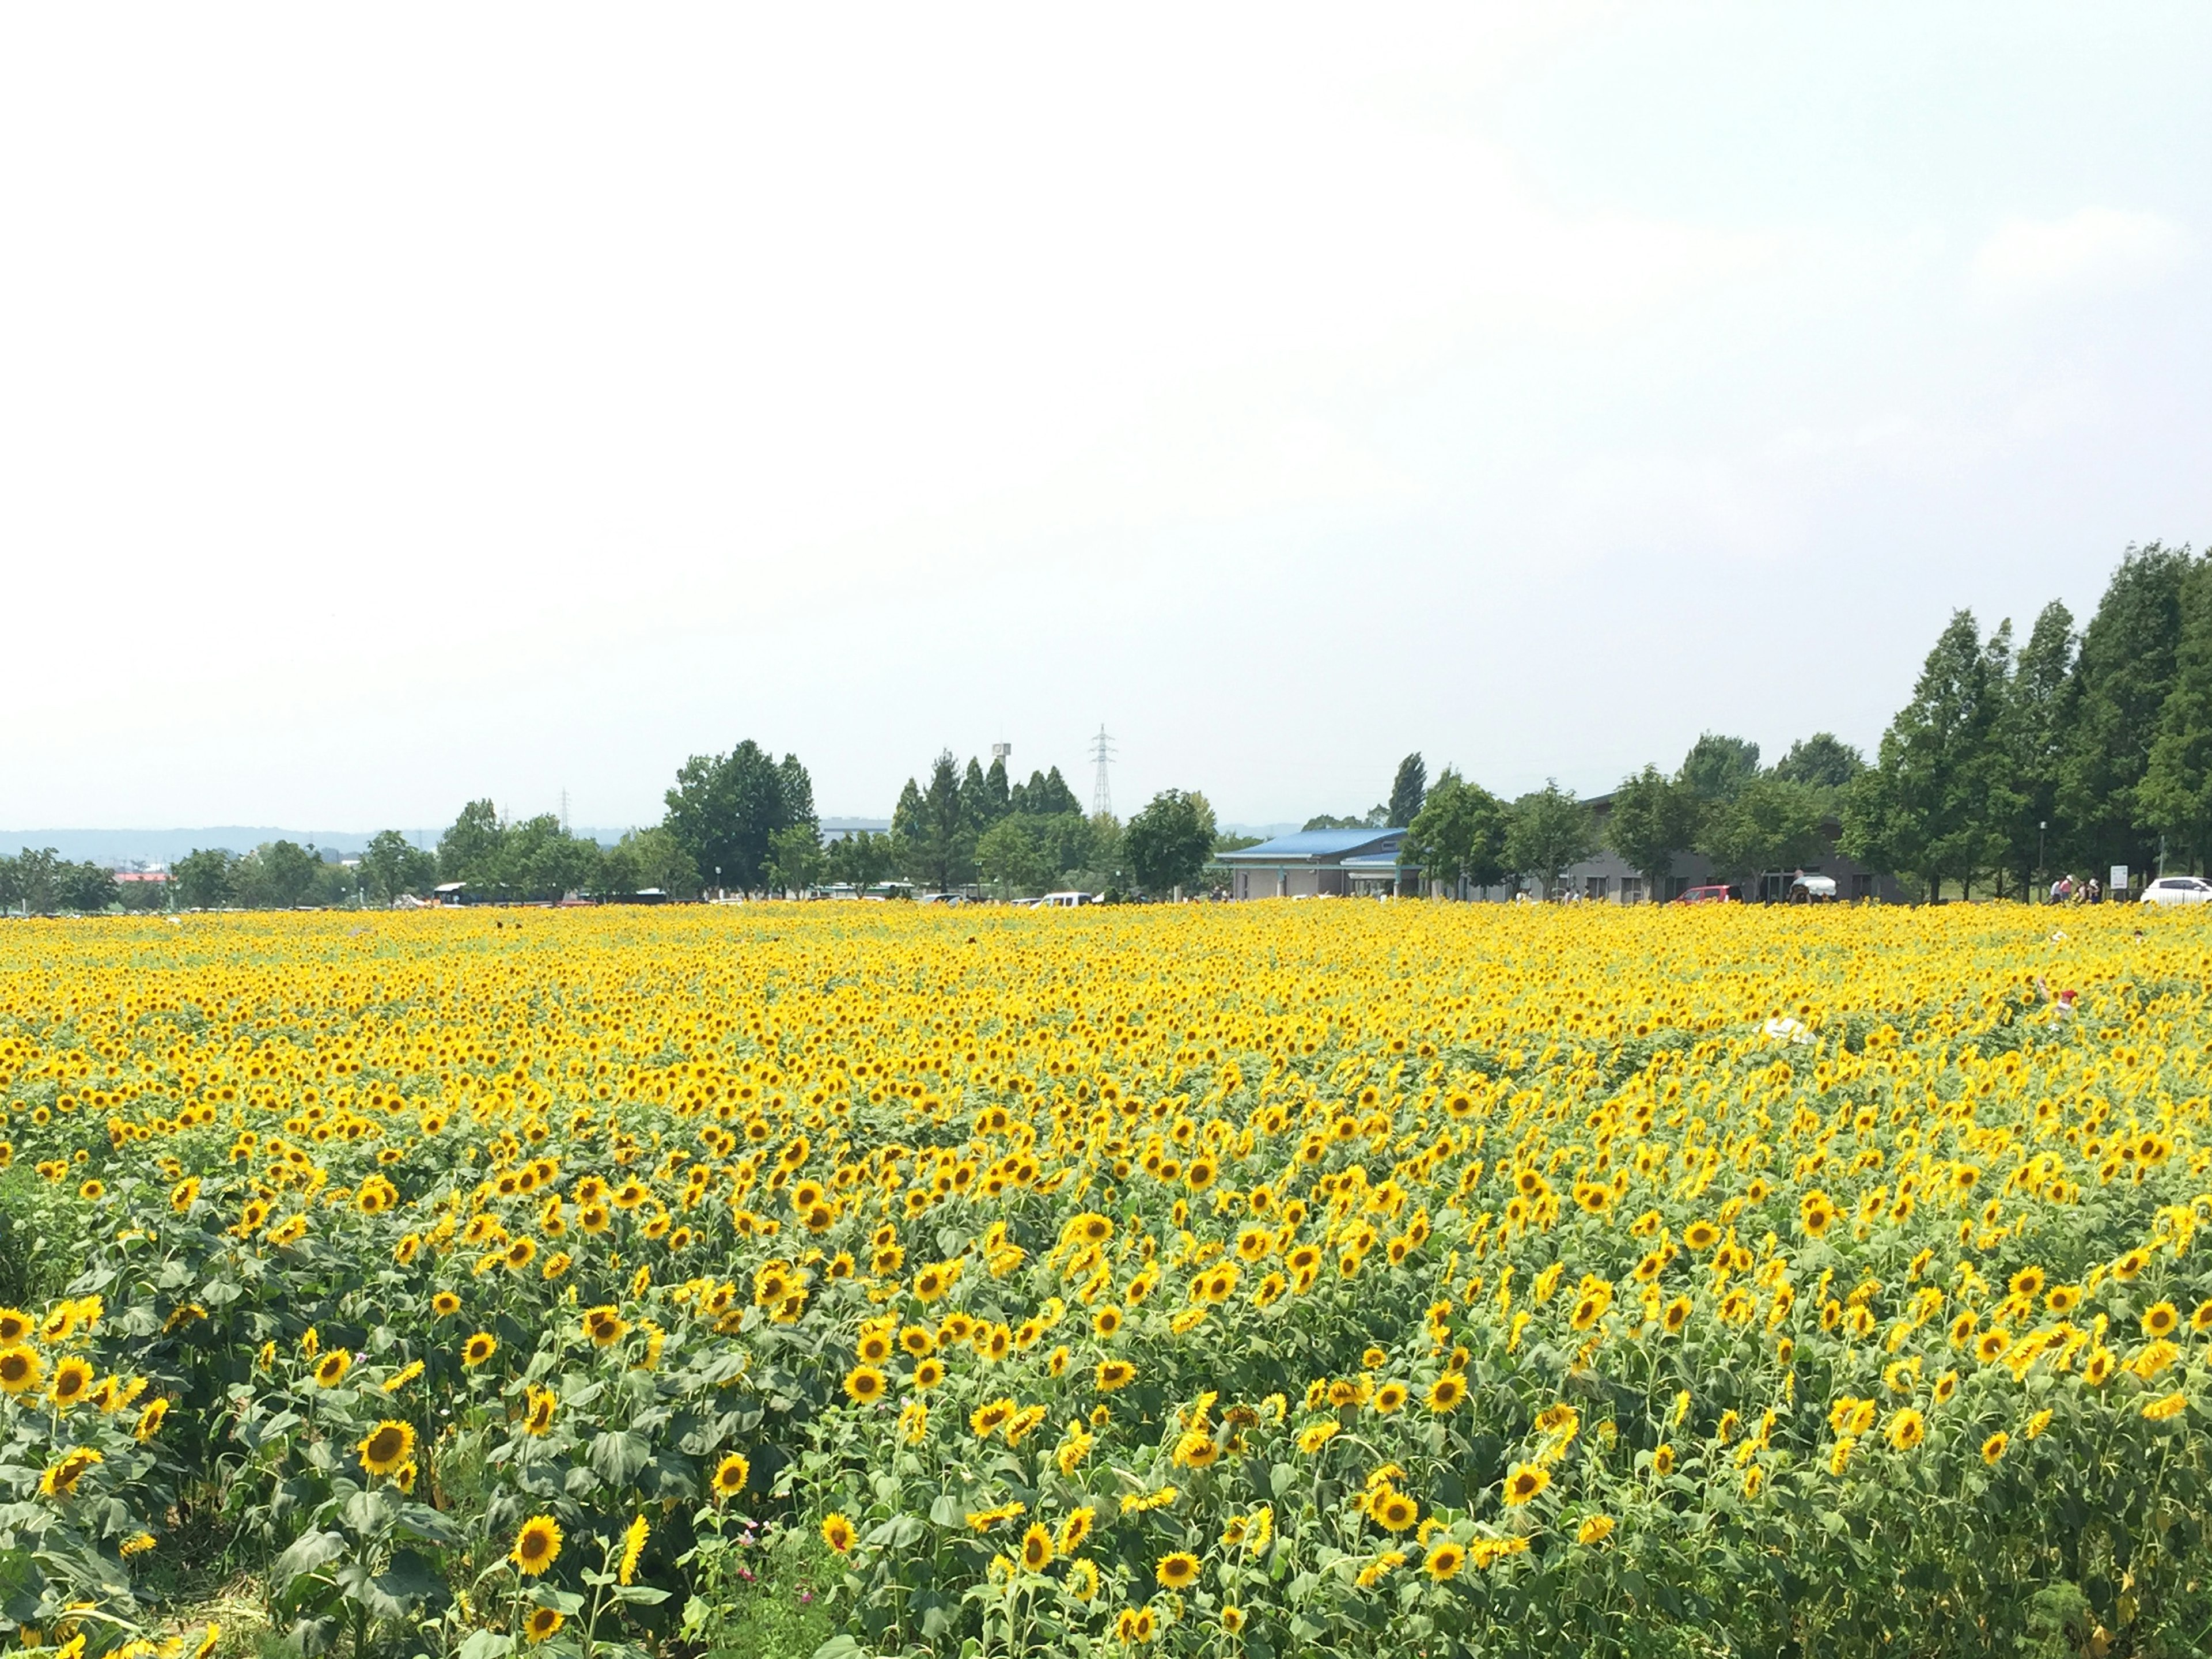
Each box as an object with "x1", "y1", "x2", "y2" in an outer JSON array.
[{"x1": 1090, "y1": 726, "x2": 1116, "y2": 819}]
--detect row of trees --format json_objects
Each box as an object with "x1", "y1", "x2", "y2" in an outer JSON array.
[
  {"x1": 1395, "y1": 732, "x2": 1865, "y2": 899},
  {"x1": 0, "y1": 849, "x2": 139, "y2": 915},
  {"x1": 1841, "y1": 542, "x2": 2212, "y2": 899}
]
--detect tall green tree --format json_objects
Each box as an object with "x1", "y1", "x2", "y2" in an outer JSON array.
[
  {"x1": 0, "y1": 849, "x2": 61, "y2": 914},
  {"x1": 1842, "y1": 610, "x2": 2018, "y2": 900},
  {"x1": 976, "y1": 817, "x2": 1056, "y2": 896},
  {"x1": 232, "y1": 840, "x2": 321, "y2": 909},
  {"x1": 173, "y1": 847, "x2": 235, "y2": 910},
  {"x1": 602, "y1": 826, "x2": 700, "y2": 899},
  {"x1": 1605, "y1": 765, "x2": 1698, "y2": 900},
  {"x1": 1505, "y1": 783, "x2": 1597, "y2": 897},
  {"x1": 2140, "y1": 559, "x2": 2212, "y2": 873},
  {"x1": 824, "y1": 830, "x2": 894, "y2": 893},
  {"x1": 894, "y1": 752, "x2": 976, "y2": 892},
  {"x1": 2056, "y1": 543, "x2": 2191, "y2": 875},
  {"x1": 1999, "y1": 600, "x2": 2077, "y2": 893},
  {"x1": 764, "y1": 824, "x2": 827, "y2": 895},
  {"x1": 1387, "y1": 754, "x2": 1427, "y2": 830},
  {"x1": 1124, "y1": 790, "x2": 1217, "y2": 896},
  {"x1": 1677, "y1": 734, "x2": 1761, "y2": 806},
  {"x1": 1403, "y1": 768, "x2": 1509, "y2": 895},
  {"x1": 1770, "y1": 733, "x2": 1865, "y2": 789},
  {"x1": 1698, "y1": 777, "x2": 1830, "y2": 889},
  {"x1": 55, "y1": 862, "x2": 118, "y2": 914},
  {"x1": 362, "y1": 831, "x2": 438, "y2": 904},
  {"x1": 438, "y1": 800, "x2": 505, "y2": 886},
  {"x1": 663, "y1": 740, "x2": 817, "y2": 895}
]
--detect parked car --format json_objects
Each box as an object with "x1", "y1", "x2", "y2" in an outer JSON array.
[
  {"x1": 1039, "y1": 891, "x2": 1099, "y2": 908},
  {"x1": 1786, "y1": 874, "x2": 1839, "y2": 904},
  {"x1": 2139, "y1": 875, "x2": 2212, "y2": 906},
  {"x1": 1672, "y1": 885, "x2": 1736, "y2": 905}
]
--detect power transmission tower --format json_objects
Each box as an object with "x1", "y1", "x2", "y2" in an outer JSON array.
[{"x1": 1089, "y1": 726, "x2": 1116, "y2": 817}]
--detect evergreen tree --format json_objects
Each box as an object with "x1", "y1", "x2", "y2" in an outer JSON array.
[
  {"x1": 1842, "y1": 610, "x2": 2017, "y2": 900},
  {"x1": 1387, "y1": 754, "x2": 1427, "y2": 830},
  {"x1": 893, "y1": 751, "x2": 976, "y2": 891},
  {"x1": 1999, "y1": 600, "x2": 2076, "y2": 893},
  {"x1": 2056, "y1": 543, "x2": 2191, "y2": 874},
  {"x1": 2140, "y1": 559, "x2": 2212, "y2": 873}
]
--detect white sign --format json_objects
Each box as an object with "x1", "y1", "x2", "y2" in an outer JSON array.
[{"x1": 2111, "y1": 865, "x2": 2129, "y2": 894}]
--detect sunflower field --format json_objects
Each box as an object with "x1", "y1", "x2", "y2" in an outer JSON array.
[{"x1": 0, "y1": 903, "x2": 2208, "y2": 1659}]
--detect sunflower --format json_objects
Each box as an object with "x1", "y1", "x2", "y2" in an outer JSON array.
[
  {"x1": 1426, "y1": 1374, "x2": 1467, "y2": 1413},
  {"x1": 1424, "y1": 1540, "x2": 1465, "y2": 1580},
  {"x1": 1373, "y1": 1381, "x2": 1408, "y2": 1414},
  {"x1": 1981, "y1": 1431, "x2": 2008, "y2": 1464},
  {"x1": 134, "y1": 1397, "x2": 170, "y2": 1441},
  {"x1": 523, "y1": 1386, "x2": 558, "y2": 1436},
  {"x1": 843, "y1": 1364, "x2": 888, "y2": 1404},
  {"x1": 2143, "y1": 1301, "x2": 2180, "y2": 1340},
  {"x1": 48, "y1": 1357, "x2": 94, "y2": 1409},
  {"x1": 619, "y1": 1514, "x2": 648, "y2": 1585},
  {"x1": 711, "y1": 1452, "x2": 751, "y2": 1499},
  {"x1": 461, "y1": 1332, "x2": 498, "y2": 1369},
  {"x1": 359, "y1": 1421, "x2": 416, "y2": 1477},
  {"x1": 1885, "y1": 1408, "x2": 1926, "y2": 1450},
  {"x1": 0, "y1": 1308, "x2": 32, "y2": 1345},
  {"x1": 1, "y1": 1346, "x2": 46, "y2": 1396},
  {"x1": 1065, "y1": 1558, "x2": 1100, "y2": 1603},
  {"x1": 1221, "y1": 1606, "x2": 1248, "y2": 1633},
  {"x1": 1156, "y1": 1552, "x2": 1199, "y2": 1589},
  {"x1": 510, "y1": 1516, "x2": 562, "y2": 1576},
  {"x1": 1502, "y1": 1463, "x2": 1551, "y2": 1506},
  {"x1": 39, "y1": 1447, "x2": 102, "y2": 1498},
  {"x1": 821, "y1": 1513, "x2": 857, "y2": 1554},
  {"x1": 1020, "y1": 1523, "x2": 1054, "y2": 1573},
  {"x1": 584, "y1": 1306, "x2": 628, "y2": 1348},
  {"x1": 1577, "y1": 1514, "x2": 1616, "y2": 1545},
  {"x1": 1373, "y1": 1490, "x2": 1419, "y2": 1532},
  {"x1": 523, "y1": 1608, "x2": 564, "y2": 1644},
  {"x1": 431, "y1": 1291, "x2": 462, "y2": 1318},
  {"x1": 315, "y1": 1351, "x2": 351, "y2": 1388},
  {"x1": 1095, "y1": 1359, "x2": 1135, "y2": 1393},
  {"x1": 910, "y1": 1357, "x2": 945, "y2": 1391},
  {"x1": 1057, "y1": 1505, "x2": 1095, "y2": 1552}
]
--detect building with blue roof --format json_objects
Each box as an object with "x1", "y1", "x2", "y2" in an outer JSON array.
[{"x1": 1214, "y1": 827, "x2": 1408, "y2": 899}]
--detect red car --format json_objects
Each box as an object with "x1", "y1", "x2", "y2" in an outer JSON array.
[{"x1": 1672, "y1": 884, "x2": 1736, "y2": 905}]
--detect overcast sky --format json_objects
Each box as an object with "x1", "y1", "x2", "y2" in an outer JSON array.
[{"x1": 4, "y1": 5, "x2": 2208, "y2": 833}]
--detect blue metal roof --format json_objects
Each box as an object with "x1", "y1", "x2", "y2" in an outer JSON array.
[{"x1": 1217, "y1": 828, "x2": 1404, "y2": 861}]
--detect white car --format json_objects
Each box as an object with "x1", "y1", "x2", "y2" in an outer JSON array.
[{"x1": 2139, "y1": 876, "x2": 2212, "y2": 906}]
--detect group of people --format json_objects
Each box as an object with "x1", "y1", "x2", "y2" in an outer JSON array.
[{"x1": 2048, "y1": 873, "x2": 2105, "y2": 904}]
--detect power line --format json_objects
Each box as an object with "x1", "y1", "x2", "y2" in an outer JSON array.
[{"x1": 1089, "y1": 726, "x2": 1116, "y2": 818}]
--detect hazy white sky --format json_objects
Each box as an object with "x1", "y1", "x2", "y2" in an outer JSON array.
[{"x1": 4, "y1": 5, "x2": 2208, "y2": 831}]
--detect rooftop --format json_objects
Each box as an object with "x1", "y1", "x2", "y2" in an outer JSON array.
[{"x1": 1216, "y1": 827, "x2": 1406, "y2": 862}]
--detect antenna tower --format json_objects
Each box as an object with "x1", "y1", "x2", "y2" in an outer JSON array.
[{"x1": 1089, "y1": 726, "x2": 1116, "y2": 817}]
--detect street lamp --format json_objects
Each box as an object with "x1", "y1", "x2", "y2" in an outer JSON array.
[
  {"x1": 2038, "y1": 821, "x2": 2047, "y2": 901},
  {"x1": 715, "y1": 866, "x2": 721, "y2": 903}
]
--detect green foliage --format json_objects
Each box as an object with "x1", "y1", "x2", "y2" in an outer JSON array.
[
  {"x1": 2056, "y1": 542, "x2": 2190, "y2": 875},
  {"x1": 1676, "y1": 733, "x2": 1760, "y2": 804},
  {"x1": 762, "y1": 826, "x2": 825, "y2": 897},
  {"x1": 1770, "y1": 733, "x2": 1865, "y2": 789},
  {"x1": 1695, "y1": 775, "x2": 1830, "y2": 888},
  {"x1": 1603, "y1": 765, "x2": 1695, "y2": 895},
  {"x1": 361, "y1": 834, "x2": 437, "y2": 906},
  {"x1": 892, "y1": 754, "x2": 976, "y2": 893},
  {"x1": 1404, "y1": 768, "x2": 1509, "y2": 894},
  {"x1": 1504, "y1": 782, "x2": 1596, "y2": 896},
  {"x1": 173, "y1": 848, "x2": 238, "y2": 911},
  {"x1": 1843, "y1": 609, "x2": 2018, "y2": 900},
  {"x1": 663, "y1": 743, "x2": 817, "y2": 896},
  {"x1": 1387, "y1": 754, "x2": 1426, "y2": 831},
  {"x1": 1123, "y1": 790, "x2": 1217, "y2": 897}
]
